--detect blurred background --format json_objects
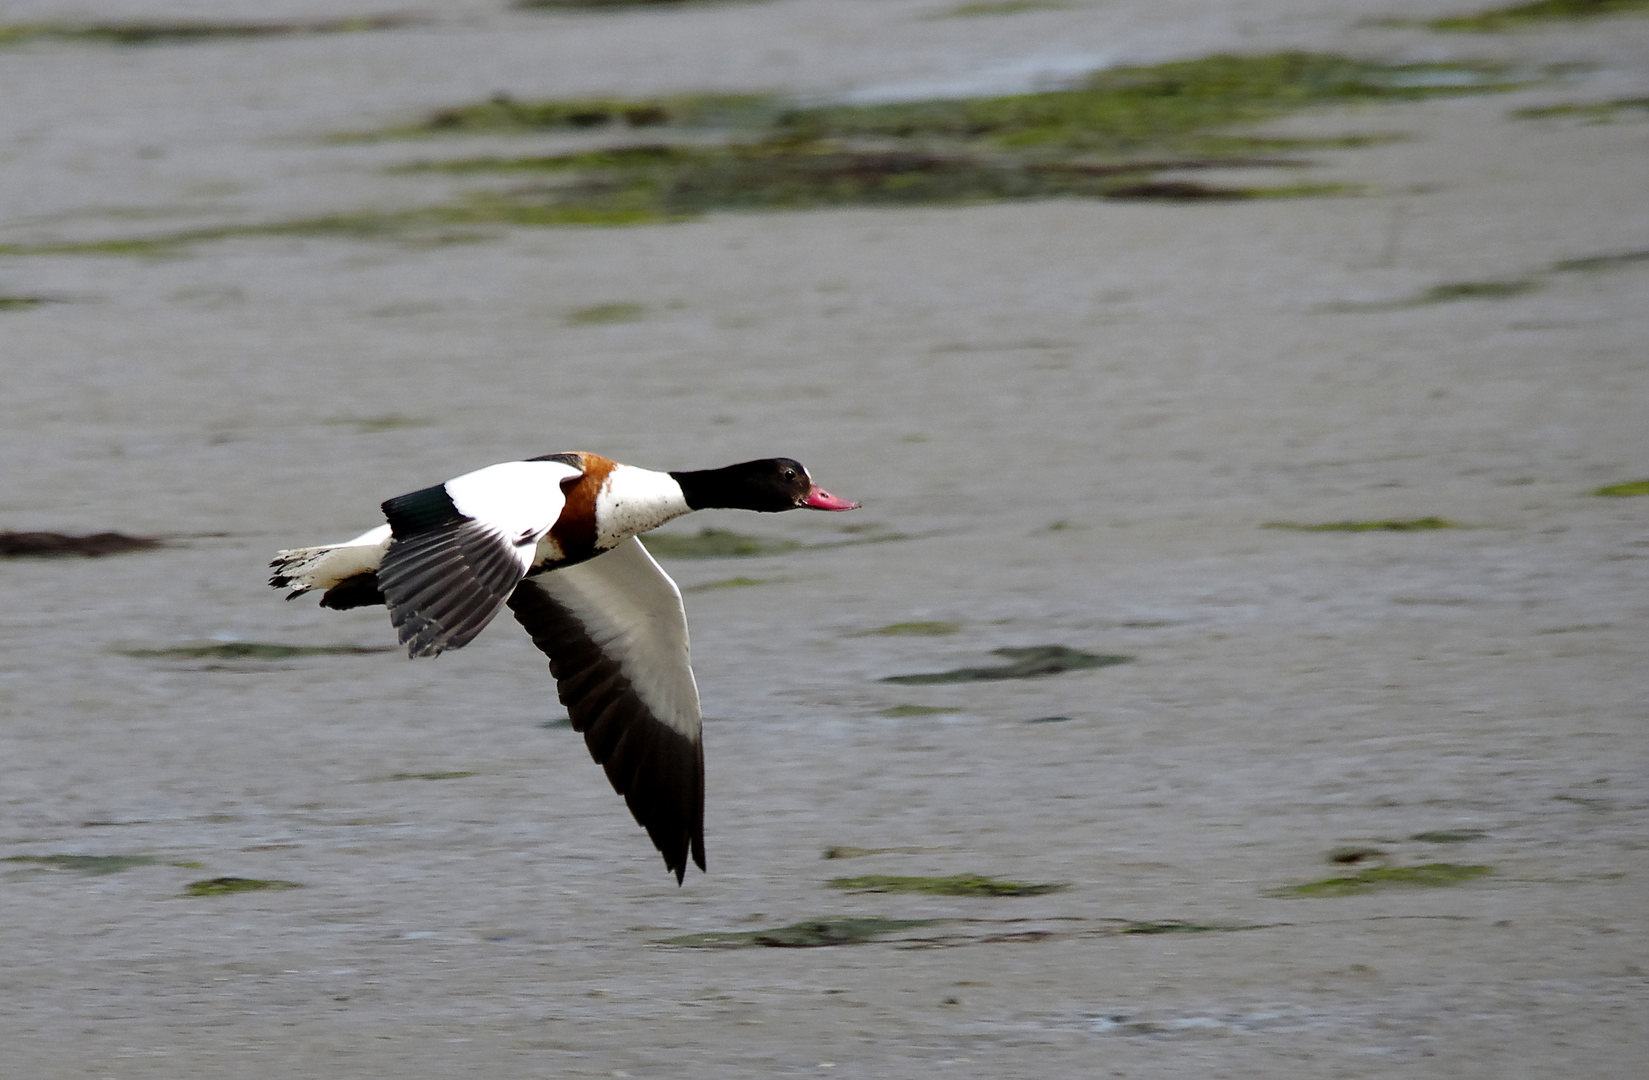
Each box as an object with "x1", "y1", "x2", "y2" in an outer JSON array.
[{"x1": 2, "y1": 1, "x2": 1646, "y2": 1077}]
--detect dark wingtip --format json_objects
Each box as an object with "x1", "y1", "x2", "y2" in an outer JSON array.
[
  {"x1": 662, "y1": 827, "x2": 705, "y2": 884},
  {"x1": 668, "y1": 847, "x2": 703, "y2": 886}
]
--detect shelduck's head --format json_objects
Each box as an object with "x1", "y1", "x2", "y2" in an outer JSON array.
[{"x1": 671, "y1": 458, "x2": 860, "y2": 514}]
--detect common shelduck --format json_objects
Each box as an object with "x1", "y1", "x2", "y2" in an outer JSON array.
[{"x1": 270, "y1": 452, "x2": 859, "y2": 883}]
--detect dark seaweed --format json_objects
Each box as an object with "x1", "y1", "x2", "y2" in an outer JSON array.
[
  {"x1": 829, "y1": 873, "x2": 1066, "y2": 896},
  {"x1": 661, "y1": 916, "x2": 941, "y2": 948},
  {"x1": 1427, "y1": 0, "x2": 1649, "y2": 32},
  {"x1": 3, "y1": 854, "x2": 159, "y2": 875},
  {"x1": 0, "y1": 531, "x2": 163, "y2": 558},
  {"x1": 122, "y1": 642, "x2": 390, "y2": 660},
  {"x1": 0, "y1": 16, "x2": 417, "y2": 47},
  {"x1": 882, "y1": 645, "x2": 1132, "y2": 684}
]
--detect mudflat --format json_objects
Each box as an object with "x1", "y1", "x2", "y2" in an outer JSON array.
[{"x1": 1, "y1": 2, "x2": 1645, "y2": 1077}]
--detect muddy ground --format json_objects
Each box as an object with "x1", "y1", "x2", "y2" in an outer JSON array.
[{"x1": 1, "y1": 1, "x2": 1645, "y2": 1077}]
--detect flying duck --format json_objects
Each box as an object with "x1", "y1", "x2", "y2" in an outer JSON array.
[{"x1": 269, "y1": 452, "x2": 859, "y2": 882}]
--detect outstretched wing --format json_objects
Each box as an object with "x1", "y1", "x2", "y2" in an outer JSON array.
[
  {"x1": 379, "y1": 459, "x2": 580, "y2": 658},
  {"x1": 507, "y1": 536, "x2": 705, "y2": 882}
]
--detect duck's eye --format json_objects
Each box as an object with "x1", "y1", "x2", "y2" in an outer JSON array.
[{"x1": 783, "y1": 468, "x2": 796, "y2": 480}]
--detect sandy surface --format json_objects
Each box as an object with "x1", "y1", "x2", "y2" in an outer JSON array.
[{"x1": 2, "y1": 1, "x2": 1647, "y2": 1077}]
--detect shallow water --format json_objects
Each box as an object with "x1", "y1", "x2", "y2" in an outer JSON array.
[{"x1": 2, "y1": 2, "x2": 1648, "y2": 1078}]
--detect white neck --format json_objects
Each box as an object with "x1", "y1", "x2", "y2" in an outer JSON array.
[{"x1": 594, "y1": 465, "x2": 693, "y2": 550}]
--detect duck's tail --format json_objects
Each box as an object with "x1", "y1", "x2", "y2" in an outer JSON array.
[{"x1": 270, "y1": 524, "x2": 393, "y2": 609}]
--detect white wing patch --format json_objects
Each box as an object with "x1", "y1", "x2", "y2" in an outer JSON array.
[{"x1": 445, "y1": 459, "x2": 581, "y2": 544}]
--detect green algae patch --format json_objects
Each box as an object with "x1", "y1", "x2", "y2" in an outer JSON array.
[
  {"x1": 10, "y1": 52, "x2": 1537, "y2": 259},
  {"x1": 828, "y1": 873, "x2": 1066, "y2": 897},
  {"x1": 4, "y1": 854, "x2": 159, "y2": 876},
  {"x1": 943, "y1": 0, "x2": 1069, "y2": 14},
  {"x1": 326, "y1": 413, "x2": 432, "y2": 432},
  {"x1": 0, "y1": 295, "x2": 53, "y2": 309},
  {"x1": 1, "y1": 531, "x2": 163, "y2": 558},
  {"x1": 12, "y1": 218, "x2": 476, "y2": 256},
  {"x1": 566, "y1": 301, "x2": 646, "y2": 325},
  {"x1": 0, "y1": 15, "x2": 417, "y2": 47},
  {"x1": 1418, "y1": 278, "x2": 1541, "y2": 303},
  {"x1": 365, "y1": 136, "x2": 1339, "y2": 226},
  {"x1": 358, "y1": 53, "x2": 1525, "y2": 192},
  {"x1": 661, "y1": 916, "x2": 941, "y2": 948},
  {"x1": 684, "y1": 576, "x2": 775, "y2": 592},
  {"x1": 0, "y1": 236, "x2": 190, "y2": 258},
  {"x1": 1412, "y1": 829, "x2": 1488, "y2": 843},
  {"x1": 12, "y1": 52, "x2": 1537, "y2": 259},
  {"x1": 379, "y1": 771, "x2": 477, "y2": 782},
  {"x1": 643, "y1": 529, "x2": 801, "y2": 559},
  {"x1": 1426, "y1": 0, "x2": 1649, "y2": 32},
  {"x1": 182, "y1": 877, "x2": 304, "y2": 897},
  {"x1": 1264, "y1": 517, "x2": 1458, "y2": 532},
  {"x1": 397, "y1": 145, "x2": 707, "y2": 175},
  {"x1": 778, "y1": 53, "x2": 1521, "y2": 154},
  {"x1": 1335, "y1": 279, "x2": 1542, "y2": 310},
  {"x1": 856, "y1": 621, "x2": 962, "y2": 637},
  {"x1": 1594, "y1": 479, "x2": 1649, "y2": 497},
  {"x1": 1516, "y1": 96, "x2": 1649, "y2": 121},
  {"x1": 1550, "y1": 249, "x2": 1649, "y2": 273},
  {"x1": 878, "y1": 704, "x2": 961, "y2": 718},
  {"x1": 823, "y1": 845, "x2": 927, "y2": 859},
  {"x1": 809, "y1": 529, "x2": 923, "y2": 551},
  {"x1": 1119, "y1": 920, "x2": 1260, "y2": 933},
  {"x1": 122, "y1": 642, "x2": 391, "y2": 660},
  {"x1": 391, "y1": 54, "x2": 1521, "y2": 147},
  {"x1": 1271, "y1": 862, "x2": 1492, "y2": 897},
  {"x1": 597, "y1": 147, "x2": 1270, "y2": 212},
  {"x1": 883, "y1": 645, "x2": 1131, "y2": 684},
  {"x1": 1331, "y1": 249, "x2": 1647, "y2": 311},
  {"x1": 0, "y1": 200, "x2": 657, "y2": 257},
  {"x1": 393, "y1": 92, "x2": 781, "y2": 139},
  {"x1": 517, "y1": 0, "x2": 770, "y2": 8}
]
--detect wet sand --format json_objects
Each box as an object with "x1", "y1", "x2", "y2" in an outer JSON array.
[{"x1": 2, "y1": 1, "x2": 1646, "y2": 1077}]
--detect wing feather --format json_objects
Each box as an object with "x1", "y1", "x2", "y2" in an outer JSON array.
[
  {"x1": 376, "y1": 460, "x2": 578, "y2": 658},
  {"x1": 507, "y1": 537, "x2": 705, "y2": 882},
  {"x1": 378, "y1": 523, "x2": 530, "y2": 657}
]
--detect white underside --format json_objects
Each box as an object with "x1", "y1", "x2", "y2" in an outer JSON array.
[{"x1": 528, "y1": 536, "x2": 701, "y2": 739}]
